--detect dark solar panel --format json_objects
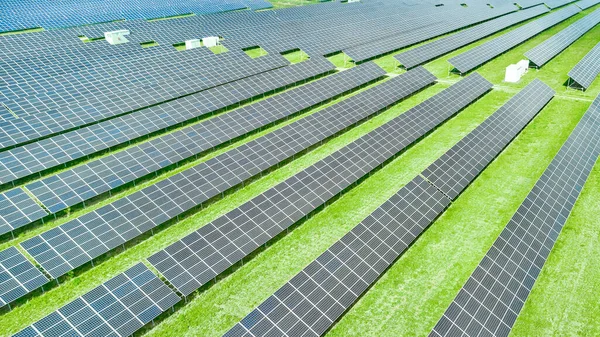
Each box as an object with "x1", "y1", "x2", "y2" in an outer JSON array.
[
  {"x1": 430, "y1": 94, "x2": 600, "y2": 337},
  {"x1": 223, "y1": 76, "x2": 555, "y2": 337},
  {"x1": 395, "y1": 5, "x2": 549, "y2": 69},
  {"x1": 0, "y1": 58, "x2": 335, "y2": 186},
  {"x1": 423, "y1": 79, "x2": 555, "y2": 199},
  {"x1": 575, "y1": 0, "x2": 600, "y2": 10},
  {"x1": 20, "y1": 67, "x2": 434, "y2": 280},
  {"x1": 525, "y1": 8, "x2": 600, "y2": 67},
  {"x1": 567, "y1": 41, "x2": 600, "y2": 90},
  {"x1": 448, "y1": 5, "x2": 581, "y2": 74},
  {"x1": 147, "y1": 72, "x2": 493, "y2": 298},
  {"x1": 224, "y1": 176, "x2": 451, "y2": 337},
  {"x1": 0, "y1": 247, "x2": 48, "y2": 307},
  {"x1": 13, "y1": 263, "x2": 180, "y2": 337},
  {"x1": 22, "y1": 62, "x2": 383, "y2": 214},
  {"x1": 0, "y1": 188, "x2": 48, "y2": 236}
]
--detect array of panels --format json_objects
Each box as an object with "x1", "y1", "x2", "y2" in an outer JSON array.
[
  {"x1": 0, "y1": 57, "x2": 335, "y2": 187},
  {"x1": 0, "y1": 52, "x2": 289, "y2": 150},
  {"x1": 449, "y1": 5, "x2": 581, "y2": 74},
  {"x1": 22, "y1": 62, "x2": 381, "y2": 214},
  {"x1": 568, "y1": 41, "x2": 600, "y2": 89},
  {"x1": 225, "y1": 176, "x2": 451, "y2": 337},
  {"x1": 20, "y1": 66, "x2": 434, "y2": 280},
  {"x1": 422, "y1": 79, "x2": 555, "y2": 199},
  {"x1": 576, "y1": 0, "x2": 600, "y2": 10},
  {"x1": 545, "y1": 0, "x2": 578, "y2": 9},
  {"x1": 525, "y1": 7, "x2": 600, "y2": 67},
  {"x1": 146, "y1": 72, "x2": 491, "y2": 298},
  {"x1": 430, "y1": 94, "x2": 600, "y2": 337},
  {"x1": 0, "y1": 188, "x2": 48, "y2": 235},
  {"x1": 0, "y1": 0, "x2": 272, "y2": 32},
  {"x1": 0, "y1": 247, "x2": 49, "y2": 307},
  {"x1": 395, "y1": 5, "x2": 549, "y2": 69},
  {"x1": 224, "y1": 78, "x2": 555, "y2": 337},
  {"x1": 14, "y1": 263, "x2": 180, "y2": 337},
  {"x1": 343, "y1": 4, "x2": 518, "y2": 62}
]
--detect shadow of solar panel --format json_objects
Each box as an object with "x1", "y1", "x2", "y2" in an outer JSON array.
[
  {"x1": 395, "y1": 5, "x2": 548, "y2": 69},
  {"x1": 423, "y1": 79, "x2": 555, "y2": 199},
  {"x1": 430, "y1": 94, "x2": 600, "y2": 337},
  {"x1": 148, "y1": 73, "x2": 499, "y2": 300},
  {"x1": 0, "y1": 247, "x2": 48, "y2": 307},
  {"x1": 0, "y1": 188, "x2": 48, "y2": 236},
  {"x1": 525, "y1": 8, "x2": 600, "y2": 67},
  {"x1": 449, "y1": 5, "x2": 581, "y2": 74},
  {"x1": 20, "y1": 66, "x2": 433, "y2": 280},
  {"x1": 568, "y1": 41, "x2": 600, "y2": 90},
  {"x1": 13, "y1": 263, "x2": 179, "y2": 337},
  {"x1": 22, "y1": 62, "x2": 383, "y2": 215}
]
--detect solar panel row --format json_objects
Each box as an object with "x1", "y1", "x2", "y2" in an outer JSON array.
[
  {"x1": 0, "y1": 247, "x2": 49, "y2": 307},
  {"x1": 13, "y1": 263, "x2": 180, "y2": 337},
  {"x1": 146, "y1": 72, "x2": 492, "y2": 298},
  {"x1": 575, "y1": 0, "x2": 600, "y2": 10},
  {"x1": 422, "y1": 79, "x2": 555, "y2": 199},
  {"x1": 0, "y1": 57, "x2": 335, "y2": 187},
  {"x1": 395, "y1": 5, "x2": 549, "y2": 69},
  {"x1": 343, "y1": 5, "x2": 518, "y2": 62},
  {"x1": 449, "y1": 5, "x2": 582, "y2": 74},
  {"x1": 567, "y1": 41, "x2": 600, "y2": 89},
  {"x1": 525, "y1": 7, "x2": 600, "y2": 67},
  {"x1": 20, "y1": 66, "x2": 433, "y2": 280},
  {"x1": 0, "y1": 188, "x2": 48, "y2": 236},
  {"x1": 19, "y1": 62, "x2": 382, "y2": 216},
  {"x1": 0, "y1": 53, "x2": 288, "y2": 150},
  {"x1": 0, "y1": 0, "x2": 272, "y2": 32},
  {"x1": 223, "y1": 78, "x2": 554, "y2": 337},
  {"x1": 430, "y1": 93, "x2": 600, "y2": 337},
  {"x1": 545, "y1": 0, "x2": 578, "y2": 9}
]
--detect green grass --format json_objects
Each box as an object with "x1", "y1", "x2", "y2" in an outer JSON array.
[
  {"x1": 282, "y1": 49, "x2": 310, "y2": 63},
  {"x1": 243, "y1": 46, "x2": 269, "y2": 58},
  {"x1": 209, "y1": 45, "x2": 229, "y2": 54},
  {"x1": 1, "y1": 3, "x2": 600, "y2": 337}
]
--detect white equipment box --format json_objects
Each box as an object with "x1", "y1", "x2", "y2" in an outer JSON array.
[
  {"x1": 202, "y1": 36, "x2": 220, "y2": 48},
  {"x1": 185, "y1": 39, "x2": 202, "y2": 50},
  {"x1": 504, "y1": 60, "x2": 529, "y2": 83},
  {"x1": 104, "y1": 30, "x2": 130, "y2": 45}
]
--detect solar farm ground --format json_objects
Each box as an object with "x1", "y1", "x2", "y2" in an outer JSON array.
[{"x1": 0, "y1": 2, "x2": 599, "y2": 337}]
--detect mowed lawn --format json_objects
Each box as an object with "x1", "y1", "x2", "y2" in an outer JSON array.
[{"x1": 1, "y1": 3, "x2": 599, "y2": 337}]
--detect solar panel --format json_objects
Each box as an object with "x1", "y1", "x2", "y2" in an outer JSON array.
[
  {"x1": 21, "y1": 62, "x2": 384, "y2": 215},
  {"x1": 147, "y1": 72, "x2": 494, "y2": 298},
  {"x1": 567, "y1": 41, "x2": 600, "y2": 90},
  {"x1": 0, "y1": 247, "x2": 49, "y2": 307},
  {"x1": 575, "y1": 0, "x2": 600, "y2": 10},
  {"x1": 0, "y1": 188, "x2": 48, "y2": 236},
  {"x1": 0, "y1": 53, "x2": 289, "y2": 150},
  {"x1": 448, "y1": 5, "x2": 581, "y2": 74},
  {"x1": 224, "y1": 176, "x2": 451, "y2": 337},
  {"x1": 343, "y1": 5, "x2": 517, "y2": 63},
  {"x1": 430, "y1": 94, "x2": 600, "y2": 337},
  {"x1": 545, "y1": 0, "x2": 578, "y2": 9},
  {"x1": 20, "y1": 67, "x2": 434, "y2": 280},
  {"x1": 395, "y1": 5, "x2": 549, "y2": 69},
  {"x1": 525, "y1": 8, "x2": 600, "y2": 67},
  {"x1": 423, "y1": 79, "x2": 555, "y2": 199},
  {"x1": 0, "y1": 58, "x2": 336, "y2": 186},
  {"x1": 223, "y1": 77, "x2": 555, "y2": 337},
  {"x1": 13, "y1": 263, "x2": 180, "y2": 337},
  {"x1": 514, "y1": 0, "x2": 545, "y2": 8}
]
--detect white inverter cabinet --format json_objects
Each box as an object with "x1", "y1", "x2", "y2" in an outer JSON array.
[{"x1": 104, "y1": 30, "x2": 130, "y2": 45}]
